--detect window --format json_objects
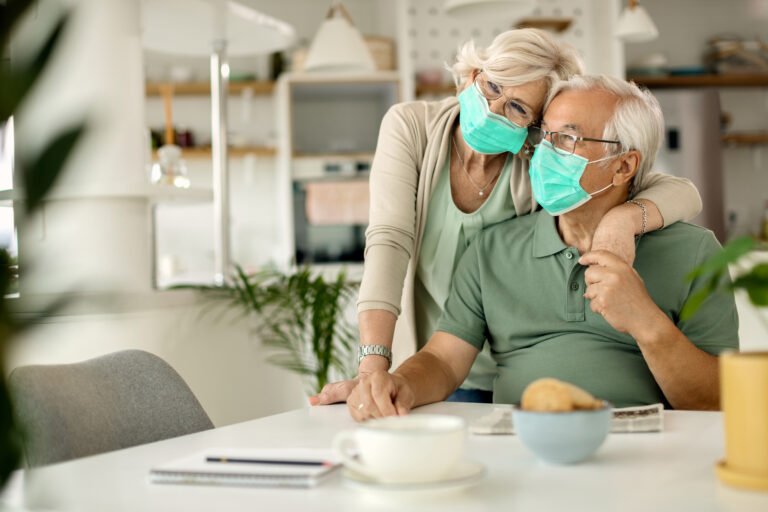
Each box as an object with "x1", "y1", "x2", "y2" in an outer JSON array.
[{"x1": 0, "y1": 118, "x2": 19, "y2": 297}]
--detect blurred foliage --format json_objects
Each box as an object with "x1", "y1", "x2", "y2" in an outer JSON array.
[
  {"x1": 1, "y1": 0, "x2": 86, "y2": 486},
  {"x1": 682, "y1": 236, "x2": 768, "y2": 321},
  {"x1": 180, "y1": 265, "x2": 359, "y2": 394}
]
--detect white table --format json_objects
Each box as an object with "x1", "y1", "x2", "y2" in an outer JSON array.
[{"x1": 3, "y1": 402, "x2": 768, "y2": 511}]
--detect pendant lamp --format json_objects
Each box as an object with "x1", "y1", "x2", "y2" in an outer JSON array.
[
  {"x1": 616, "y1": 0, "x2": 659, "y2": 43},
  {"x1": 303, "y1": 2, "x2": 375, "y2": 72}
]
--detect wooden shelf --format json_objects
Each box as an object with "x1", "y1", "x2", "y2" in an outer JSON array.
[
  {"x1": 722, "y1": 132, "x2": 768, "y2": 146},
  {"x1": 415, "y1": 83, "x2": 456, "y2": 97},
  {"x1": 153, "y1": 146, "x2": 276, "y2": 159},
  {"x1": 145, "y1": 81, "x2": 275, "y2": 96},
  {"x1": 292, "y1": 152, "x2": 374, "y2": 160},
  {"x1": 515, "y1": 17, "x2": 572, "y2": 33},
  {"x1": 629, "y1": 74, "x2": 768, "y2": 88}
]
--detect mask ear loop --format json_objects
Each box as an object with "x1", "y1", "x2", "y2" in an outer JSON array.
[{"x1": 586, "y1": 150, "x2": 628, "y2": 197}]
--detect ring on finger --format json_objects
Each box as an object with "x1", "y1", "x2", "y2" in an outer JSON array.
[{"x1": 357, "y1": 403, "x2": 364, "y2": 410}]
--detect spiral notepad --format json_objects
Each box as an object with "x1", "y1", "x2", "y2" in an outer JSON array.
[{"x1": 149, "y1": 448, "x2": 340, "y2": 489}]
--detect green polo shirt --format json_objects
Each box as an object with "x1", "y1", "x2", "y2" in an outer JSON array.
[{"x1": 436, "y1": 211, "x2": 739, "y2": 408}]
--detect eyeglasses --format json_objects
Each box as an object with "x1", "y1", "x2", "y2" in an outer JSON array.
[
  {"x1": 527, "y1": 126, "x2": 621, "y2": 156},
  {"x1": 474, "y1": 73, "x2": 535, "y2": 127}
]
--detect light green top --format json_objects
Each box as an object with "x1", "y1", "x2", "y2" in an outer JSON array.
[
  {"x1": 437, "y1": 211, "x2": 739, "y2": 407},
  {"x1": 415, "y1": 154, "x2": 516, "y2": 391}
]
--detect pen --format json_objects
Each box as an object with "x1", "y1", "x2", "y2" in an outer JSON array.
[{"x1": 206, "y1": 456, "x2": 333, "y2": 467}]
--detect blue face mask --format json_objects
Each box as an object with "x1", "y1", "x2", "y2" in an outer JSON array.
[
  {"x1": 457, "y1": 82, "x2": 528, "y2": 155},
  {"x1": 529, "y1": 140, "x2": 618, "y2": 216}
]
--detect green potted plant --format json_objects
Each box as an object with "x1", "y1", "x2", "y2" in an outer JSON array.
[
  {"x1": 185, "y1": 265, "x2": 359, "y2": 395},
  {"x1": 682, "y1": 236, "x2": 768, "y2": 321},
  {"x1": 1, "y1": 0, "x2": 86, "y2": 487}
]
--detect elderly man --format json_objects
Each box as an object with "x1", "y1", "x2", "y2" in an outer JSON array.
[{"x1": 347, "y1": 74, "x2": 738, "y2": 421}]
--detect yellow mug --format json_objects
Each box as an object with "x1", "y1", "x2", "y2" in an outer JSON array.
[{"x1": 716, "y1": 351, "x2": 768, "y2": 491}]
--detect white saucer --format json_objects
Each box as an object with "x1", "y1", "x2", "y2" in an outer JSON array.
[{"x1": 342, "y1": 461, "x2": 486, "y2": 492}]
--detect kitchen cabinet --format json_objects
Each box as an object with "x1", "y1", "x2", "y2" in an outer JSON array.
[{"x1": 275, "y1": 72, "x2": 400, "y2": 277}]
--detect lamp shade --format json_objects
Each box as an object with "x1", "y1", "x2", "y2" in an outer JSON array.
[
  {"x1": 141, "y1": 0, "x2": 296, "y2": 56},
  {"x1": 443, "y1": 0, "x2": 535, "y2": 20},
  {"x1": 615, "y1": 2, "x2": 659, "y2": 43},
  {"x1": 303, "y1": 3, "x2": 375, "y2": 72}
]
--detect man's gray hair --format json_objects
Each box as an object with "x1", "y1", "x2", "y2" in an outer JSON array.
[
  {"x1": 547, "y1": 75, "x2": 664, "y2": 193},
  {"x1": 450, "y1": 28, "x2": 584, "y2": 90}
]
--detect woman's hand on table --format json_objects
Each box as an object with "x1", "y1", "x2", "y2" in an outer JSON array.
[
  {"x1": 347, "y1": 371, "x2": 414, "y2": 422},
  {"x1": 309, "y1": 378, "x2": 358, "y2": 406},
  {"x1": 309, "y1": 356, "x2": 392, "y2": 406}
]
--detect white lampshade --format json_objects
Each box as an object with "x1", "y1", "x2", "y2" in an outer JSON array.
[
  {"x1": 616, "y1": 1, "x2": 659, "y2": 43},
  {"x1": 141, "y1": 0, "x2": 296, "y2": 56},
  {"x1": 303, "y1": 3, "x2": 375, "y2": 72},
  {"x1": 443, "y1": 0, "x2": 535, "y2": 20}
]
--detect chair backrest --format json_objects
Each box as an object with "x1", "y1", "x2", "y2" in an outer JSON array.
[{"x1": 8, "y1": 349, "x2": 214, "y2": 467}]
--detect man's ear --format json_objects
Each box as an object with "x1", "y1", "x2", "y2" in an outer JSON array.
[{"x1": 612, "y1": 150, "x2": 641, "y2": 187}]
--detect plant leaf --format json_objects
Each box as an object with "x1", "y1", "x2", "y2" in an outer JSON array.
[
  {"x1": 732, "y1": 263, "x2": 768, "y2": 306},
  {"x1": 0, "y1": 0, "x2": 35, "y2": 51},
  {"x1": 21, "y1": 122, "x2": 87, "y2": 213},
  {"x1": 0, "y1": 11, "x2": 69, "y2": 120},
  {"x1": 686, "y1": 236, "x2": 755, "y2": 282}
]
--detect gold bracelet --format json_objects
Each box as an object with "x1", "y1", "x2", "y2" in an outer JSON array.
[{"x1": 626, "y1": 199, "x2": 647, "y2": 238}]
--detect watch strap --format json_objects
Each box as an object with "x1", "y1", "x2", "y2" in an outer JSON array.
[{"x1": 358, "y1": 344, "x2": 392, "y2": 367}]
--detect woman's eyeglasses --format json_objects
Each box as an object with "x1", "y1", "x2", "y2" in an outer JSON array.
[{"x1": 474, "y1": 74, "x2": 535, "y2": 128}]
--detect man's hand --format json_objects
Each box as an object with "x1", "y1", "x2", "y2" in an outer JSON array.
[
  {"x1": 347, "y1": 371, "x2": 415, "y2": 422},
  {"x1": 580, "y1": 250, "x2": 666, "y2": 335}
]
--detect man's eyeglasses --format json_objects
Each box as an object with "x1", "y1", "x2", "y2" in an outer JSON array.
[
  {"x1": 475, "y1": 73, "x2": 535, "y2": 128},
  {"x1": 527, "y1": 126, "x2": 621, "y2": 156}
]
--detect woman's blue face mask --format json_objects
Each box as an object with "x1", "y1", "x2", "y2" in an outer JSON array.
[
  {"x1": 529, "y1": 140, "x2": 621, "y2": 216},
  {"x1": 457, "y1": 82, "x2": 528, "y2": 155}
]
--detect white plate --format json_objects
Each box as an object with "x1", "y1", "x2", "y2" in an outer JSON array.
[{"x1": 342, "y1": 460, "x2": 486, "y2": 493}]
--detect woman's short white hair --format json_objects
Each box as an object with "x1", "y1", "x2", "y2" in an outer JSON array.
[
  {"x1": 450, "y1": 28, "x2": 584, "y2": 90},
  {"x1": 547, "y1": 75, "x2": 665, "y2": 193}
]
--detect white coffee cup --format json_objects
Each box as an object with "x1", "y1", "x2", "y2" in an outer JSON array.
[{"x1": 332, "y1": 414, "x2": 466, "y2": 483}]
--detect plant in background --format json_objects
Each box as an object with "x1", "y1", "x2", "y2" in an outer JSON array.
[
  {"x1": 1, "y1": 0, "x2": 86, "y2": 487},
  {"x1": 185, "y1": 266, "x2": 359, "y2": 395},
  {"x1": 682, "y1": 236, "x2": 768, "y2": 322}
]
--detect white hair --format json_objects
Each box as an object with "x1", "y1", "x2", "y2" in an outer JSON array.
[
  {"x1": 547, "y1": 74, "x2": 665, "y2": 193},
  {"x1": 449, "y1": 28, "x2": 584, "y2": 90}
]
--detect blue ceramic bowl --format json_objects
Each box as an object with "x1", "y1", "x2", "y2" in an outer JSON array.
[{"x1": 512, "y1": 402, "x2": 612, "y2": 465}]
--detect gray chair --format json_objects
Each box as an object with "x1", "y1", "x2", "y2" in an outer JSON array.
[{"x1": 8, "y1": 349, "x2": 214, "y2": 467}]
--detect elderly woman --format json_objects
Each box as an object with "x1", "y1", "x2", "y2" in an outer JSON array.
[{"x1": 310, "y1": 29, "x2": 702, "y2": 406}]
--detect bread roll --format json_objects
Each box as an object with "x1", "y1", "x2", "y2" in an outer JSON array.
[{"x1": 521, "y1": 378, "x2": 603, "y2": 412}]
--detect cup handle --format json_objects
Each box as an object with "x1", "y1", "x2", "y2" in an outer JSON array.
[{"x1": 332, "y1": 430, "x2": 372, "y2": 477}]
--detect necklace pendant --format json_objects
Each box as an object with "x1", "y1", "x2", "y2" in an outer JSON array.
[{"x1": 479, "y1": 191, "x2": 484, "y2": 197}]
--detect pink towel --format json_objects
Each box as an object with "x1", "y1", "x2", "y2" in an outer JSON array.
[{"x1": 304, "y1": 181, "x2": 370, "y2": 225}]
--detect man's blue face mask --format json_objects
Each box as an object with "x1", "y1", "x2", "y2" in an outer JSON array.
[
  {"x1": 457, "y1": 82, "x2": 528, "y2": 155},
  {"x1": 529, "y1": 140, "x2": 622, "y2": 216}
]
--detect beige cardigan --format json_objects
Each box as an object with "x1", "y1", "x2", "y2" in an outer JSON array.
[{"x1": 358, "y1": 97, "x2": 703, "y2": 356}]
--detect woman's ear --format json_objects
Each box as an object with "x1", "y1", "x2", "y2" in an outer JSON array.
[{"x1": 612, "y1": 150, "x2": 641, "y2": 186}]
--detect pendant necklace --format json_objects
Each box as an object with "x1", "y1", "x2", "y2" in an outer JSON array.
[{"x1": 453, "y1": 136, "x2": 501, "y2": 197}]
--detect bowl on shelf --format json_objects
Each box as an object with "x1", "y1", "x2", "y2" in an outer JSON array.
[{"x1": 512, "y1": 402, "x2": 612, "y2": 465}]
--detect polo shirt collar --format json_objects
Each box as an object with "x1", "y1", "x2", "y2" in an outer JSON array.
[{"x1": 532, "y1": 211, "x2": 568, "y2": 258}]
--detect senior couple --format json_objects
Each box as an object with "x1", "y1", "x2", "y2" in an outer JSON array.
[{"x1": 309, "y1": 29, "x2": 738, "y2": 419}]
